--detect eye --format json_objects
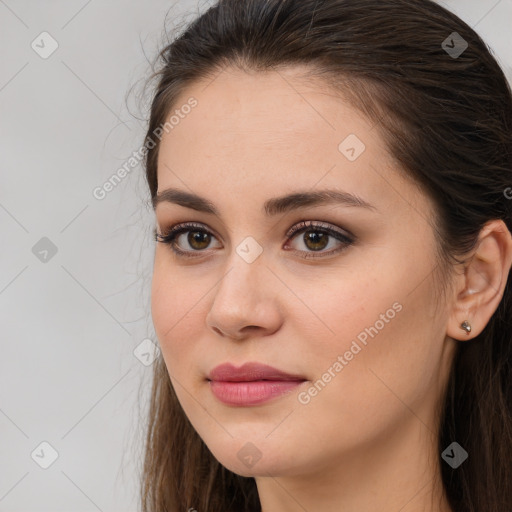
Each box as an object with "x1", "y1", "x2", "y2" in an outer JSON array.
[
  {"x1": 283, "y1": 220, "x2": 354, "y2": 259},
  {"x1": 154, "y1": 220, "x2": 354, "y2": 260},
  {"x1": 154, "y1": 222, "x2": 220, "y2": 258}
]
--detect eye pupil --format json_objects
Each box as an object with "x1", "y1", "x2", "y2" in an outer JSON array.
[
  {"x1": 157, "y1": 221, "x2": 352, "y2": 260},
  {"x1": 304, "y1": 231, "x2": 328, "y2": 251},
  {"x1": 188, "y1": 231, "x2": 210, "y2": 250}
]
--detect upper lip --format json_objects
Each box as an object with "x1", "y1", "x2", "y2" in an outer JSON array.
[{"x1": 207, "y1": 362, "x2": 306, "y2": 382}]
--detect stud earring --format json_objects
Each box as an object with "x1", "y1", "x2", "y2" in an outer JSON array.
[{"x1": 460, "y1": 320, "x2": 471, "y2": 335}]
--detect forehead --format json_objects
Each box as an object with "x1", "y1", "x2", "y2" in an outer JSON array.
[
  {"x1": 162, "y1": 66, "x2": 372, "y2": 157},
  {"x1": 155, "y1": 66, "x2": 428, "y2": 220}
]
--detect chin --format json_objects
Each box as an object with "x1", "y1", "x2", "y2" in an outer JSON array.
[{"x1": 203, "y1": 437, "x2": 298, "y2": 478}]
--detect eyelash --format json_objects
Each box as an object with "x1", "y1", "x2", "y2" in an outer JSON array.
[{"x1": 154, "y1": 220, "x2": 355, "y2": 260}]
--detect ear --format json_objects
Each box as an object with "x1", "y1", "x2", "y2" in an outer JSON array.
[{"x1": 447, "y1": 219, "x2": 512, "y2": 341}]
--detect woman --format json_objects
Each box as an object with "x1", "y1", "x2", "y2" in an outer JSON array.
[{"x1": 140, "y1": 0, "x2": 512, "y2": 510}]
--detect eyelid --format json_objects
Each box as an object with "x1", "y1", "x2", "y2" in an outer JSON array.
[
  {"x1": 156, "y1": 219, "x2": 353, "y2": 241},
  {"x1": 285, "y1": 219, "x2": 355, "y2": 240},
  {"x1": 155, "y1": 219, "x2": 355, "y2": 259},
  {"x1": 154, "y1": 221, "x2": 222, "y2": 254}
]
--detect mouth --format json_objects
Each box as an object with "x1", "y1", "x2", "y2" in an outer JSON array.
[
  {"x1": 207, "y1": 361, "x2": 306, "y2": 382},
  {"x1": 207, "y1": 362, "x2": 307, "y2": 406}
]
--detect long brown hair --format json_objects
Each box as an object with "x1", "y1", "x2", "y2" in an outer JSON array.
[{"x1": 139, "y1": 1, "x2": 512, "y2": 510}]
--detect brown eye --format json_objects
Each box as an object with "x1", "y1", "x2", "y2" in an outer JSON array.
[
  {"x1": 284, "y1": 220, "x2": 354, "y2": 259},
  {"x1": 155, "y1": 222, "x2": 221, "y2": 258},
  {"x1": 155, "y1": 220, "x2": 354, "y2": 260},
  {"x1": 301, "y1": 231, "x2": 329, "y2": 251},
  {"x1": 186, "y1": 230, "x2": 212, "y2": 250}
]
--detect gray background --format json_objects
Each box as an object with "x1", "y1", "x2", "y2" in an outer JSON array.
[{"x1": 0, "y1": 1, "x2": 511, "y2": 511}]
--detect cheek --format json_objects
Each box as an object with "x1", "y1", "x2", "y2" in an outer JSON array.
[
  {"x1": 150, "y1": 259, "x2": 203, "y2": 368},
  {"x1": 296, "y1": 267, "x2": 444, "y2": 430},
  {"x1": 284, "y1": 267, "x2": 394, "y2": 360},
  {"x1": 292, "y1": 249, "x2": 441, "y2": 388}
]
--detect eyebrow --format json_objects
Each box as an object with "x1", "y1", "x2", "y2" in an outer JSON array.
[{"x1": 152, "y1": 187, "x2": 376, "y2": 216}]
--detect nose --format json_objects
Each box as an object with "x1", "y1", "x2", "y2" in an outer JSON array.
[{"x1": 205, "y1": 252, "x2": 283, "y2": 341}]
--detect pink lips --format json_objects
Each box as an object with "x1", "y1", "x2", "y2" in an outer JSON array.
[{"x1": 207, "y1": 362, "x2": 306, "y2": 406}]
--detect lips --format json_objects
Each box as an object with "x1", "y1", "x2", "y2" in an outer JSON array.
[
  {"x1": 207, "y1": 362, "x2": 307, "y2": 406},
  {"x1": 207, "y1": 362, "x2": 306, "y2": 382}
]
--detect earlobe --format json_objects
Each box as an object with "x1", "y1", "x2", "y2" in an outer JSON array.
[{"x1": 446, "y1": 219, "x2": 512, "y2": 341}]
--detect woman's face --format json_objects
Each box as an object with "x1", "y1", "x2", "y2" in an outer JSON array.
[{"x1": 151, "y1": 66, "x2": 458, "y2": 478}]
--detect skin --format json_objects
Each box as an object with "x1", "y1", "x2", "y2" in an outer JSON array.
[{"x1": 150, "y1": 65, "x2": 512, "y2": 512}]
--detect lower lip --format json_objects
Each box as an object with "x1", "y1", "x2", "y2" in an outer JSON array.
[{"x1": 209, "y1": 380, "x2": 305, "y2": 406}]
